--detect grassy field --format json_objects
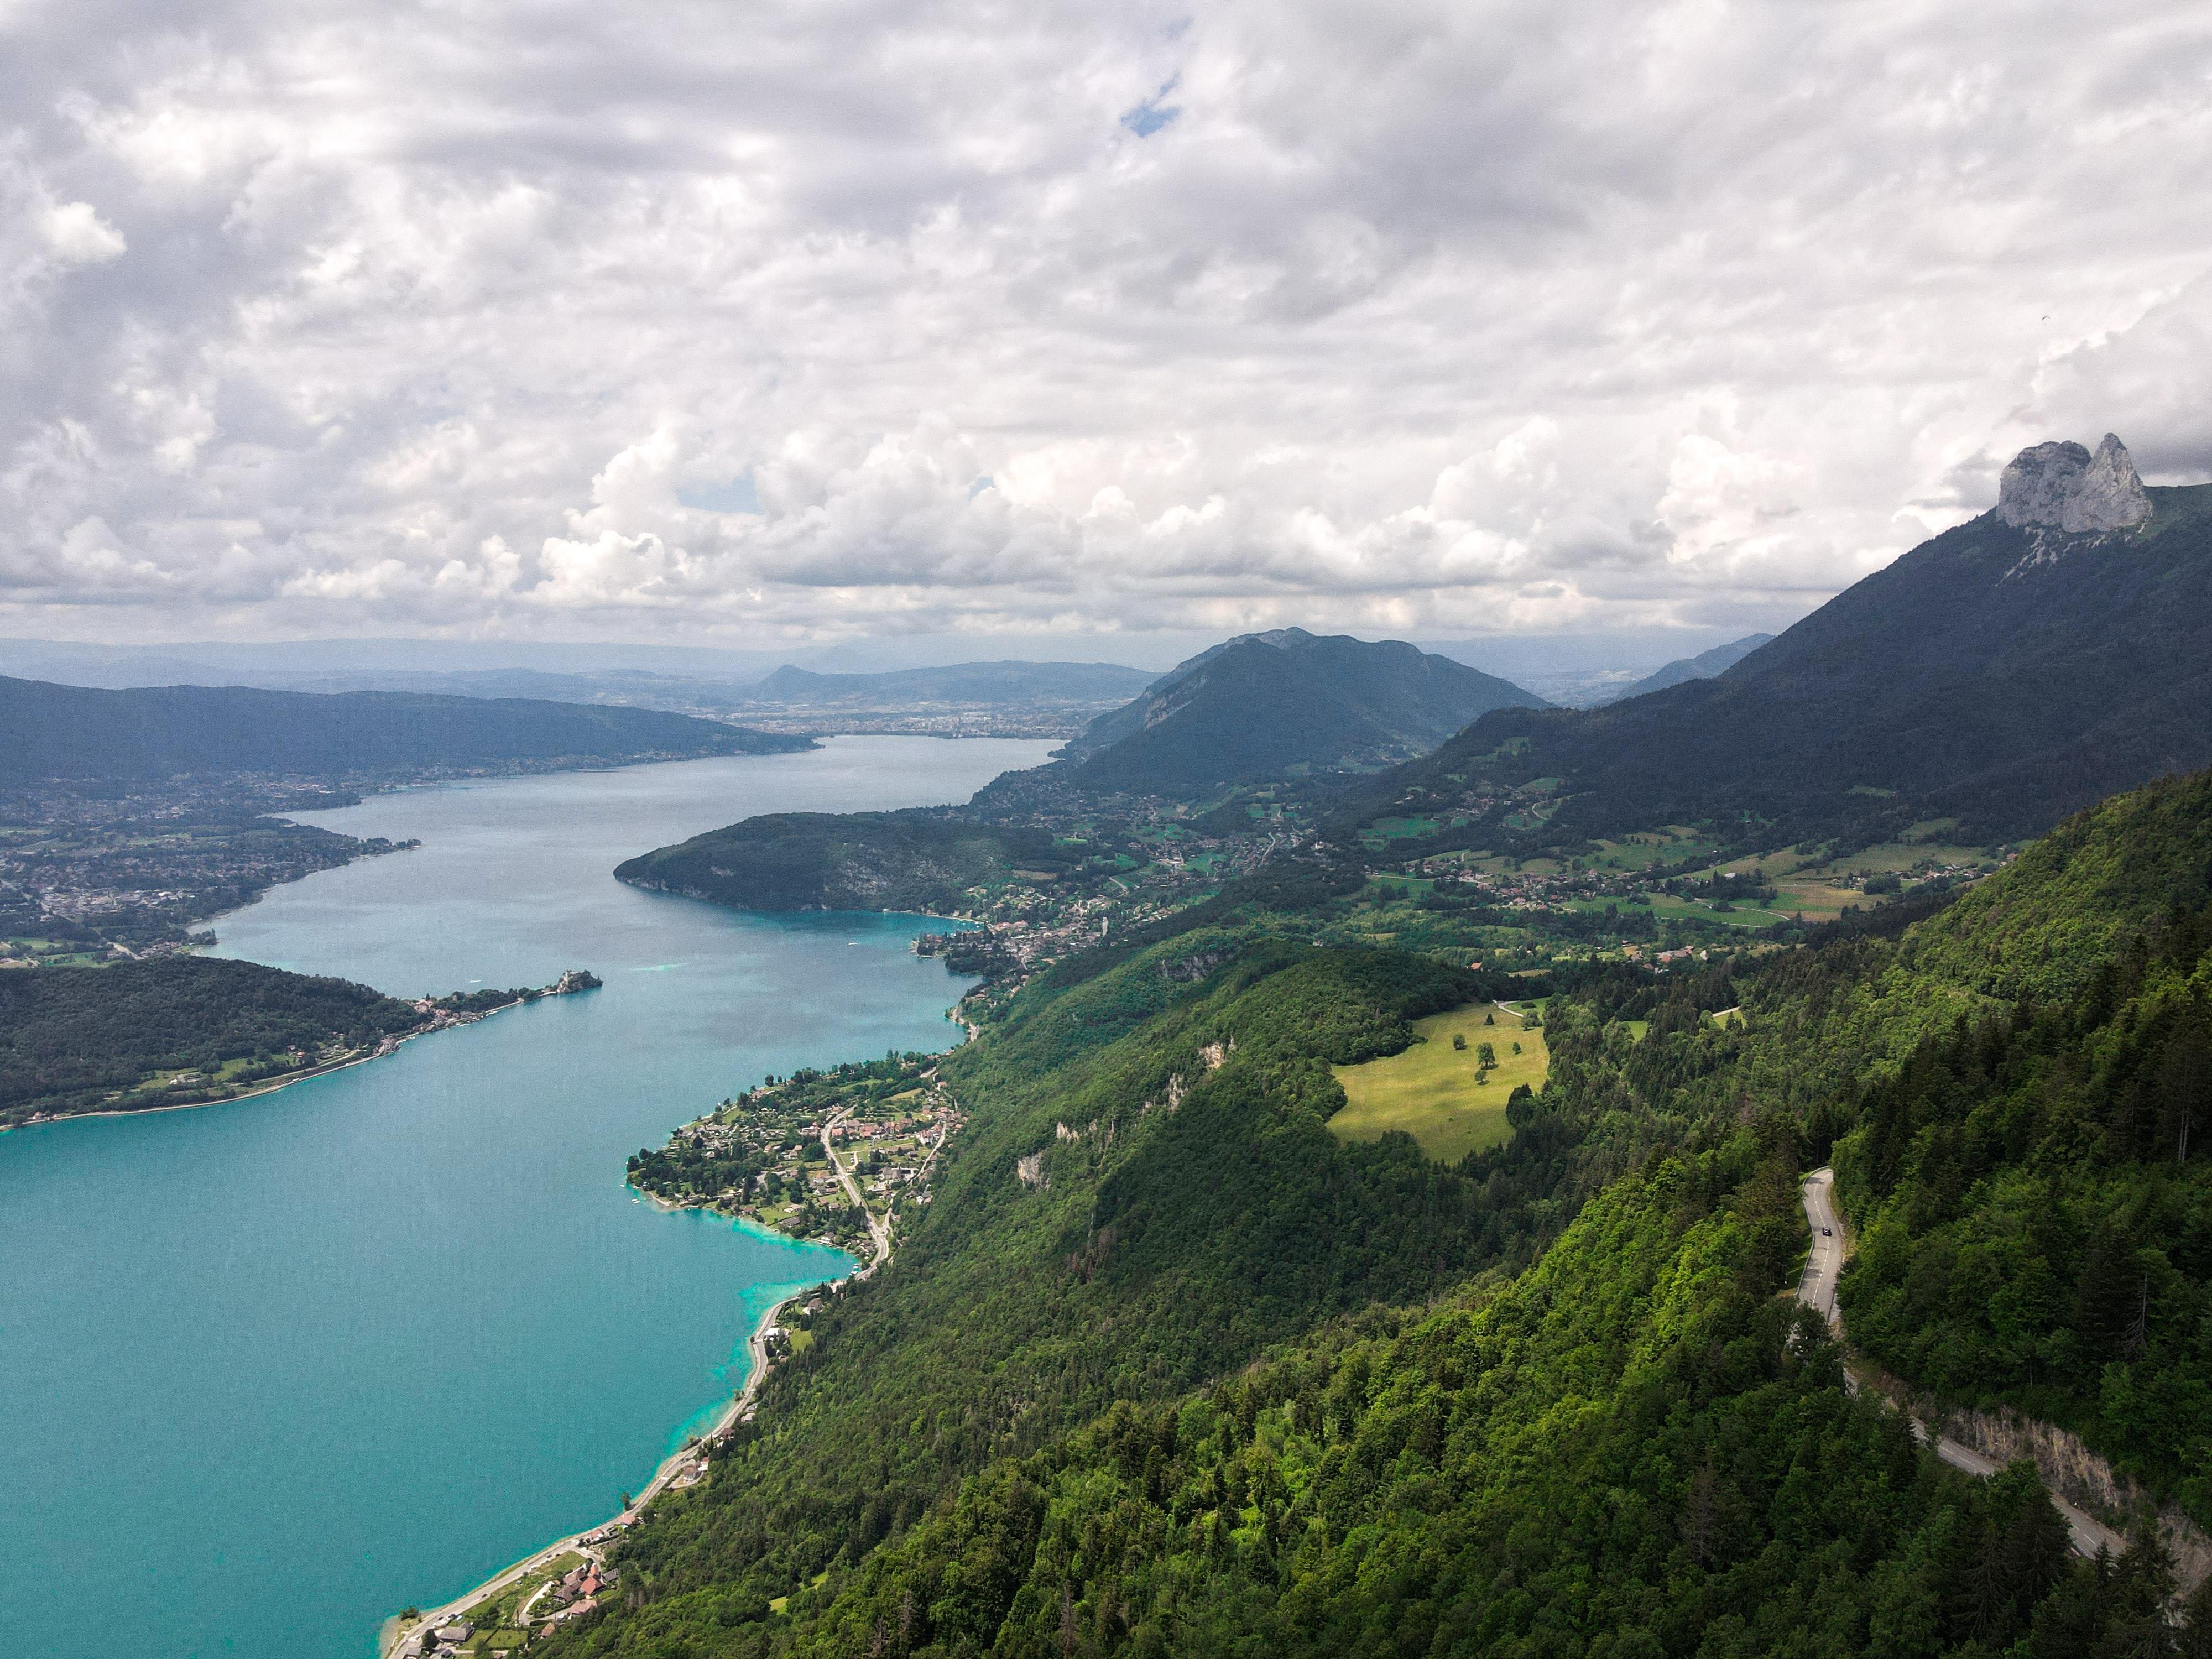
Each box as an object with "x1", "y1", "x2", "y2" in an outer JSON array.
[{"x1": 1328, "y1": 1001, "x2": 1548, "y2": 1164}]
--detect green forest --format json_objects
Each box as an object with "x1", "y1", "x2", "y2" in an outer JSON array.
[
  {"x1": 0, "y1": 955, "x2": 429, "y2": 1124},
  {"x1": 1836, "y1": 905, "x2": 2212, "y2": 1516},
  {"x1": 615, "y1": 813, "x2": 1079, "y2": 914},
  {"x1": 523, "y1": 768, "x2": 2212, "y2": 1657}
]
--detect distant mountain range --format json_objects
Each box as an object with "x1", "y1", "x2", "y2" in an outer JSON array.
[
  {"x1": 1055, "y1": 629, "x2": 1547, "y2": 794},
  {"x1": 0, "y1": 649, "x2": 1159, "y2": 735},
  {"x1": 1344, "y1": 435, "x2": 2212, "y2": 847},
  {"x1": 1603, "y1": 633, "x2": 1773, "y2": 703},
  {"x1": 0, "y1": 677, "x2": 809, "y2": 786},
  {"x1": 741, "y1": 661, "x2": 1156, "y2": 709}
]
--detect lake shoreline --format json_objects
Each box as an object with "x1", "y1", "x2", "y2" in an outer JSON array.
[
  {"x1": 379, "y1": 1276, "x2": 841, "y2": 1657},
  {"x1": 2, "y1": 738, "x2": 1057, "y2": 1659},
  {"x1": 3, "y1": 973, "x2": 600, "y2": 1135}
]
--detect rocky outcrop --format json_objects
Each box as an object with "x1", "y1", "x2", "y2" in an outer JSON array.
[
  {"x1": 1937, "y1": 1401, "x2": 2212, "y2": 1593},
  {"x1": 1857, "y1": 1356, "x2": 2212, "y2": 1596},
  {"x1": 1996, "y1": 432, "x2": 2151, "y2": 534}
]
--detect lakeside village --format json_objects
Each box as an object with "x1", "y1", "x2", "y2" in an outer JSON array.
[
  {"x1": 0, "y1": 773, "x2": 415, "y2": 967},
  {"x1": 396, "y1": 1545, "x2": 624, "y2": 1656},
  {"x1": 1, "y1": 745, "x2": 729, "y2": 970},
  {"x1": 626, "y1": 1053, "x2": 965, "y2": 1261}
]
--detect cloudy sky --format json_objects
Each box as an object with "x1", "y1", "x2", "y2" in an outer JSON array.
[{"x1": 4, "y1": 0, "x2": 2209, "y2": 654}]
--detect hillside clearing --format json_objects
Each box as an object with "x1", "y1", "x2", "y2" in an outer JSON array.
[{"x1": 1328, "y1": 1000, "x2": 1547, "y2": 1164}]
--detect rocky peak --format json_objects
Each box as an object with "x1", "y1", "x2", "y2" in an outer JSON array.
[{"x1": 1996, "y1": 432, "x2": 2150, "y2": 534}]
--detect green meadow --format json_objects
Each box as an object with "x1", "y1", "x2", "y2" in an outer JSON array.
[{"x1": 1327, "y1": 1000, "x2": 1548, "y2": 1164}]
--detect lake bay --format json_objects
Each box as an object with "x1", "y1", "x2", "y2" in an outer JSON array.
[{"x1": 0, "y1": 735, "x2": 1051, "y2": 1659}]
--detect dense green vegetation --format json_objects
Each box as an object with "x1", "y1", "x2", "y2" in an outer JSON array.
[
  {"x1": 1833, "y1": 786, "x2": 2212, "y2": 1519},
  {"x1": 0, "y1": 674, "x2": 810, "y2": 784},
  {"x1": 534, "y1": 763, "x2": 2212, "y2": 1659},
  {"x1": 783, "y1": 1150, "x2": 2187, "y2": 1659},
  {"x1": 615, "y1": 814, "x2": 1079, "y2": 914},
  {"x1": 0, "y1": 957, "x2": 427, "y2": 1124},
  {"x1": 1337, "y1": 483, "x2": 2212, "y2": 854},
  {"x1": 544, "y1": 942, "x2": 1578, "y2": 1652}
]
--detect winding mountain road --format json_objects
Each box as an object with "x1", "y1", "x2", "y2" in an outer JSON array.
[{"x1": 1798, "y1": 1168, "x2": 2123, "y2": 1559}]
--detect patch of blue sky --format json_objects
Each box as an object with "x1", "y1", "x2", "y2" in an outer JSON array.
[
  {"x1": 1120, "y1": 75, "x2": 1181, "y2": 138},
  {"x1": 678, "y1": 472, "x2": 761, "y2": 513}
]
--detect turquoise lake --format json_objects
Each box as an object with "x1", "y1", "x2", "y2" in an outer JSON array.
[{"x1": 0, "y1": 735, "x2": 1051, "y2": 1659}]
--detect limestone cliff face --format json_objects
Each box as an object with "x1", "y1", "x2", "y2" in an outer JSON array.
[{"x1": 1996, "y1": 432, "x2": 2151, "y2": 533}]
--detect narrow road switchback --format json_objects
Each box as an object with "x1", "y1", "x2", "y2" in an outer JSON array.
[{"x1": 1798, "y1": 1167, "x2": 2124, "y2": 1560}]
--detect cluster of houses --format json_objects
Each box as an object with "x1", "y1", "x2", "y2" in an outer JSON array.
[{"x1": 394, "y1": 1559, "x2": 615, "y2": 1657}]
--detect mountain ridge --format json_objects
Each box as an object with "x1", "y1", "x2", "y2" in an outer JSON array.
[
  {"x1": 1057, "y1": 629, "x2": 1547, "y2": 794},
  {"x1": 0, "y1": 675, "x2": 810, "y2": 785},
  {"x1": 1605, "y1": 632, "x2": 1775, "y2": 702},
  {"x1": 1339, "y1": 439, "x2": 2212, "y2": 849}
]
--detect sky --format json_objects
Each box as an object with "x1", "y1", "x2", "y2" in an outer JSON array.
[{"x1": 4, "y1": 0, "x2": 2210, "y2": 654}]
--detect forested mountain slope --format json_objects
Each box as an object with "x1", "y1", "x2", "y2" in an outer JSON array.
[
  {"x1": 787, "y1": 1153, "x2": 2164, "y2": 1659},
  {"x1": 1340, "y1": 438, "x2": 2212, "y2": 849},
  {"x1": 1825, "y1": 774, "x2": 2212, "y2": 1520},
  {"x1": 613, "y1": 814, "x2": 1079, "y2": 913},
  {"x1": 542, "y1": 766, "x2": 2212, "y2": 1659},
  {"x1": 542, "y1": 940, "x2": 1561, "y2": 1650},
  {"x1": 0, "y1": 675, "x2": 808, "y2": 784},
  {"x1": 1060, "y1": 630, "x2": 1545, "y2": 793}
]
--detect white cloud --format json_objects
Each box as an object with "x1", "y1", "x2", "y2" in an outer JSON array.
[
  {"x1": 0, "y1": 0, "x2": 2208, "y2": 646},
  {"x1": 41, "y1": 199, "x2": 125, "y2": 264}
]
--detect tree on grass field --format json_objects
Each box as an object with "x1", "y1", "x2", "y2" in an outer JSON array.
[{"x1": 1475, "y1": 1040, "x2": 1496, "y2": 1071}]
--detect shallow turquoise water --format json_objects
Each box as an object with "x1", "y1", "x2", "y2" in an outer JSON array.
[{"x1": 0, "y1": 737, "x2": 1049, "y2": 1659}]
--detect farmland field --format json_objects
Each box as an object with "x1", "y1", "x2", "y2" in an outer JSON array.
[{"x1": 1327, "y1": 1000, "x2": 1548, "y2": 1164}]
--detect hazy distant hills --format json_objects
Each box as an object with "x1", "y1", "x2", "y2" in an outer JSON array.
[
  {"x1": 1603, "y1": 633, "x2": 1773, "y2": 703},
  {"x1": 0, "y1": 676, "x2": 809, "y2": 786},
  {"x1": 1345, "y1": 437, "x2": 2212, "y2": 847},
  {"x1": 0, "y1": 644, "x2": 1160, "y2": 737},
  {"x1": 1058, "y1": 629, "x2": 1547, "y2": 793},
  {"x1": 744, "y1": 660, "x2": 1154, "y2": 709}
]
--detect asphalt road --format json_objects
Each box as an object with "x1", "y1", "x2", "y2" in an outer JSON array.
[
  {"x1": 1797, "y1": 1167, "x2": 1845, "y2": 1326},
  {"x1": 1797, "y1": 1167, "x2": 2124, "y2": 1560},
  {"x1": 822, "y1": 1110, "x2": 892, "y2": 1272}
]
